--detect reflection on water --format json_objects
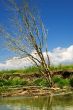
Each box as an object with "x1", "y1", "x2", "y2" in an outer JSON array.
[{"x1": 0, "y1": 94, "x2": 73, "y2": 110}]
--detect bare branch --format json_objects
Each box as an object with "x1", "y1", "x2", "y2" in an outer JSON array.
[{"x1": 0, "y1": 0, "x2": 53, "y2": 87}]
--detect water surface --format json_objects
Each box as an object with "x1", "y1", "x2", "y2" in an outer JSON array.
[{"x1": 0, "y1": 94, "x2": 73, "y2": 110}]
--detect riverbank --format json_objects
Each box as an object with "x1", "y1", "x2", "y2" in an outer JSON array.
[
  {"x1": 0, "y1": 86, "x2": 73, "y2": 97},
  {"x1": 0, "y1": 65, "x2": 73, "y2": 97}
]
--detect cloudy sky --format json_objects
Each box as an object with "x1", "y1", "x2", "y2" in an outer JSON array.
[
  {"x1": 0, "y1": 45, "x2": 73, "y2": 70},
  {"x1": 0, "y1": 0, "x2": 73, "y2": 70}
]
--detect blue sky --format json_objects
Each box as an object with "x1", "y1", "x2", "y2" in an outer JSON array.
[{"x1": 0, "y1": 0, "x2": 73, "y2": 63}]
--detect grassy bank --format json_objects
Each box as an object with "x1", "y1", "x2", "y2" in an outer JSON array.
[
  {"x1": 50, "y1": 64, "x2": 73, "y2": 71},
  {"x1": 0, "y1": 65, "x2": 73, "y2": 94},
  {"x1": 0, "y1": 64, "x2": 73, "y2": 75},
  {"x1": 0, "y1": 66, "x2": 39, "y2": 75}
]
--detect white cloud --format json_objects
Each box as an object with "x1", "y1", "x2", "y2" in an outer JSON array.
[
  {"x1": 0, "y1": 45, "x2": 73, "y2": 70},
  {"x1": 49, "y1": 45, "x2": 73, "y2": 65},
  {"x1": 0, "y1": 57, "x2": 34, "y2": 70}
]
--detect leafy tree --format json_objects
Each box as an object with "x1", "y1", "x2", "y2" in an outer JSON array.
[{"x1": 0, "y1": 0, "x2": 53, "y2": 87}]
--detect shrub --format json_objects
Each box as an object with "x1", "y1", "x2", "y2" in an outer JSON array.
[
  {"x1": 69, "y1": 78, "x2": 73, "y2": 87},
  {"x1": 11, "y1": 77, "x2": 28, "y2": 86},
  {"x1": 0, "y1": 78, "x2": 28, "y2": 87},
  {"x1": 0, "y1": 79, "x2": 12, "y2": 86},
  {"x1": 5, "y1": 79, "x2": 12, "y2": 86},
  {"x1": 52, "y1": 75, "x2": 62, "y2": 83},
  {"x1": 33, "y1": 78, "x2": 49, "y2": 87},
  {"x1": 10, "y1": 77, "x2": 20, "y2": 86},
  {"x1": 0, "y1": 79, "x2": 5, "y2": 86},
  {"x1": 58, "y1": 79, "x2": 69, "y2": 88},
  {"x1": 52, "y1": 76, "x2": 69, "y2": 88}
]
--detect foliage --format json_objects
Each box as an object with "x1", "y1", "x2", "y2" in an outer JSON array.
[
  {"x1": 11, "y1": 77, "x2": 22, "y2": 85},
  {"x1": 69, "y1": 78, "x2": 73, "y2": 87},
  {"x1": 53, "y1": 76, "x2": 70, "y2": 88},
  {"x1": 0, "y1": 78, "x2": 28, "y2": 87},
  {"x1": 33, "y1": 78, "x2": 49, "y2": 87},
  {"x1": 58, "y1": 79, "x2": 69, "y2": 88},
  {"x1": 52, "y1": 75, "x2": 62, "y2": 83}
]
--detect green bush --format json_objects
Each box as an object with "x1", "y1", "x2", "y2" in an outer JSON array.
[
  {"x1": 0, "y1": 79, "x2": 5, "y2": 86},
  {"x1": 53, "y1": 76, "x2": 69, "y2": 88},
  {"x1": 0, "y1": 78, "x2": 28, "y2": 86},
  {"x1": 12, "y1": 77, "x2": 22, "y2": 85},
  {"x1": 52, "y1": 75, "x2": 62, "y2": 83},
  {"x1": 58, "y1": 79, "x2": 69, "y2": 88},
  {"x1": 11, "y1": 77, "x2": 28, "y2": 86},
  {"x1": 69, "y1": 78, "x2": 73, "y2": 87},
  {"x1": 33, "y1": 78, "x2": 49, "y2": 87},
  {"x1": 0, "y1": 79, "x2": 12, "y2": 86},
  {"x1": 5, "y1": 79, "x2": 13, "y2": 86}
]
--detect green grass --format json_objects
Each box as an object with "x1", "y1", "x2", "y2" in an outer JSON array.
[
  {"x1": 0, "y1": 66, "x2": 39, "y2": 75},
  {"x1": 0, "y1": 64, "x2": 73, "y2": 75},
  {"x1": 50, "y1": 64, "x2": 73, "y2": 71}
]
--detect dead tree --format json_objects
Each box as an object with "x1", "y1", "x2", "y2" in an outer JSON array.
[{"x1": 0, "y1": 0, "x2": 53, "y2": 87}]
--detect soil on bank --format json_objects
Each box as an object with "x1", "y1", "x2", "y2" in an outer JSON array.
[
  {"x1": 0, "y1": 70, "x2": 73, "y2": 97},
  {"x1": 0, "y1": 86, "x2": 73, "y2": 97}
]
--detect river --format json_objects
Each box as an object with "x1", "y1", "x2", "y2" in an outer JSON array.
[{"x1": 0, "y1": 94, "x2": 73, "y2": 110}]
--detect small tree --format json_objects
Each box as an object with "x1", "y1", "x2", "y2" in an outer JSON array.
[{"x1": 0, "y1": 0, "x2": 53, "y2": 87}]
